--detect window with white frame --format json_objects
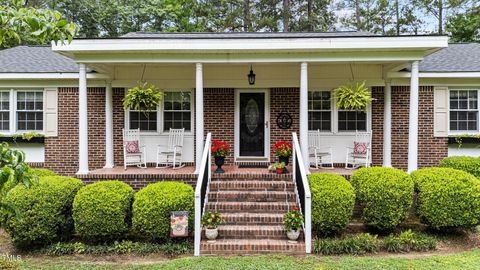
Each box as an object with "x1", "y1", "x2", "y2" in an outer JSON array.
[
  {"x1": 129, "y1": 107, "x2": 157, "y2": 131},
  {"x1": 0, "y1": 92, "x2": 9, "y2": 131},
  {"x1": 338, "y1": 110, "x2": 367, "y2": 131},
  {"x1": 163, "y1": 91, "x2": 192, "y2": 131},
  {"x1": 16, "y1": 91, "x2": 43, "y2": 131},
  {"x1": 308, "y1": 91, "x2": 331, "y2": 131},
  {"x1": 449, "y1": 90, "x2": 478, "y2": 132}
]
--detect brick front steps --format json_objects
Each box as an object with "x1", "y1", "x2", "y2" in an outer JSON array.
[{"x1": 201, "y1": 174, "x2": 305, "y2": 255}]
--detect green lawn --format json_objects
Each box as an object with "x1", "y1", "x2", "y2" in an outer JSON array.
[{"x1": 20, "y1": 249, "x2": 480, "y2": 270}]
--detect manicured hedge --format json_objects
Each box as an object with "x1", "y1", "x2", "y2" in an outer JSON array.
[
  {"x1": 132, "y1": 182, "x2": 194, "y2": 242},
  {"x1": 411, "y1": 167, "x2": 480, "y2": 229},
  {"x1": 73, "y1": 180, "x2": 134, "y2": 242},
  {"x1": 439, "y1": 156, "x2": 480, "y2": 178},
  {"x1": 350, "y1": 167, "x2": 414, "y2": 231},
  {"x1": 28, "y1": 168, "x2": 58, "y2": 177},
  {"x1": 2, "y1": 176, "x2": 82, "y2": 248},
  {"x1": 308, "y1": 173, "x2": 355, "y2": 235}
]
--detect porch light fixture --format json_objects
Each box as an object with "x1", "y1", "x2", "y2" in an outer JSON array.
[{"x1": 247, "y1": 65, "x2": 256, "y2": 85}]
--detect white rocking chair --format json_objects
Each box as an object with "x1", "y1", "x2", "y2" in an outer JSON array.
[
  {"x1": 123, "y1": 129, "x2": 147, "y2": 170},
  {"x1": 308, "y1": 129, "x2": 334, "y2": 169},
  {"x1": 156, "y1": 128, "x2": 185, "y2": 169},
  {"x1": 345, "y1": 130, "x2": 372, "y2": 169}
]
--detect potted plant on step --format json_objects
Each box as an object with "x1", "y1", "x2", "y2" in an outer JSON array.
[
  {"x1": 202, "y1": 211, "x2": 222, "y2": 242},
  {"x1": 284, "y1": 207, "x2": 304, "y2": 243},
  {"x1": 273, "y1": 141, "x2": 292, "y2": 172},
  {"x1": 272, "y1": 162, "x2": 286, "y2": 174},
  {"x1": 211, "y1": 140, "x2": 230, "y2": 173}
]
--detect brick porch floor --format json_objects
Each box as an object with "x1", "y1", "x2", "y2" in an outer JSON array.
[{"x1": 77, "y1": 165, "x2": 355, "y2": 189}]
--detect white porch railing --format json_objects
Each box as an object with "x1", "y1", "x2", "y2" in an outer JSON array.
[
  {"x1": 194, "y1": 132, "x2": 212, "y2": 256},
  {"x1": 292, "y1": 132, "x2": 312, "y2": 254}
]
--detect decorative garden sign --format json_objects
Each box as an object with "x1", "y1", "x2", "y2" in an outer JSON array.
[{"x1": 170, "y1": 211, "x2": 189, "y2": 237}]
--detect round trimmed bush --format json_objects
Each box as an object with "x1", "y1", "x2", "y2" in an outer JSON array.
[
  {"x1": 439, "y1": 156, "x2": 480, "y2": 178},
  {"x1": 411, "y1": 167, "x2": 480, "y2": 229},
  {"x1": 132, "y1": 182, "x2": 194, "y2": 242},
  {"x1": 308, "y1": 173, "x2": 355, "y2": 235},
  {"x1": 2, "y1": 176, "x2": 82, "y2": 248},
  {"x1": 73, "y1": 180, "x2": 134, "y2": 242},
  {"x1": 350, "y1": 167, "x2": 414, "y2": 231},
  {"x1": 28, "y1": 168, "x2": 58, "y2": 177}
]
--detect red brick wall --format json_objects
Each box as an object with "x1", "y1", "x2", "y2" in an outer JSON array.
[
  {"x1": 45, "y1": 87, "x2": 107, "y2": 176},
  {"x1": 113, "y1": 88, "x2": 125, "y2": 167},
  {"x1": 391, "y1": 86, "x2": 448, "y2": 170},
  {"x1": 371, "y1": 86, "x2": 384, "y2": 166},
  {"x1": 270, "y1": 88, "x2": 299, "y2": 163},
  {"x1": 204, "y1": 88, "x2": 235, "y2": 163}
]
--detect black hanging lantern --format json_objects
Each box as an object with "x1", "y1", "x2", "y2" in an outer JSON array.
[{"x1": 247, "y1": 65, "x2": 256, "y2": 85}]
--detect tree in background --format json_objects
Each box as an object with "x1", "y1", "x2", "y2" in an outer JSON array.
[
  {"x1": 446, "y1": 5, "x2": 479, "y2": 42},
  {"x1": 413, "y1": 0, "x2": 474, "y2": 34},
  {"x1": 0, "y1": 0, "x2": 76, "y2": 48},
  {"x1": 292, "y1": 0, "x2": 336, "y2": 32}
]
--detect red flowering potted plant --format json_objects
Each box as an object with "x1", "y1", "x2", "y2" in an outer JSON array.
[
  {"x1": 273, "y1": 141, "x2": 292, "y2": 172},
  {"x1": 211, "y1": 140, "x2": 230, "y2": 173},
  {"x1": 284, "y1": 207, "x2": 304, "y2": 242}
]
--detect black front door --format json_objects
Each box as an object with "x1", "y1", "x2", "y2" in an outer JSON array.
[{"x1": 239, "y1": 92, "x2": 265, "y2": 157}]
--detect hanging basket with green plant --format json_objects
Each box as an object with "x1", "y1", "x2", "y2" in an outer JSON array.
[
  {"x1": 334, "y1": 81, "x2": 374, "y2": 111},
  {"x1": 123, "y1": 81, "x2": 163, "y2": 113}
]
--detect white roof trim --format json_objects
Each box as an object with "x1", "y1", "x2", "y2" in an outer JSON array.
[
  {"x1": 0, "y1": 73, "x2": 109, "y2": 80},
  {"x1": 388, "y1": 71, "x2": 480, "y2": 78},
  {"x1": 53, "y1": 36, "x2": 448, "y2": 53}
]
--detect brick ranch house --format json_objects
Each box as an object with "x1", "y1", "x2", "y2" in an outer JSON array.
[
  {"x1": 0, "y1": 32, "x2": 478, "y2": 176},
  {"x1": 1, "y1": 32, "x2": 480, "y2": 255}
]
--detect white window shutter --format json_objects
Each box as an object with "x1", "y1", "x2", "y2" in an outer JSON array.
[
  {"x1": 433, "y1": 86, "x2": 448, "y2": 137},
  {"x1": 44, "y1": 88, "x2": 58, "y2": 137}
]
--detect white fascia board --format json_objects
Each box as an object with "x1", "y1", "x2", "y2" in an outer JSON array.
[
  {"x1": 0, "y1": 73, "x2": 109, "y2": 80},
  {"x1": 388, "y1": 71, "x2": 480, "y2": 78},
  {"x1": 52, "y1": 36, "x2": 448, "y2": 53}
]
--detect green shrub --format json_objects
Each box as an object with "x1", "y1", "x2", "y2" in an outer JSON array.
[
  {"x1": 350, "y1": 167, "x2": 414, "y2": 231},
  {"x1": 308, "y1": 173, "x2": 355, "y2": 235},
  {"x1": 439, "y1": 156, "x2": 480, "y2": 178},
  {"x1": 383, "y1": 230, "x2": 436, "y2": 252},
  {"x1": 411, "y1": 168, "x2": 480, "y2": 229},
  {"x1": 42, "y1": 240, "x2": 192, "y2": 256},
  {"x1": 132, "y1": 182, "x2": 194, "y2": 242},
  {"x1": 28, "y1": 168, "x2": 58, "y2": 177},
  {"x1": 313, "y1": 233, "x2": 380, "y2": 255},
  {"x1": 2, "y1": 176, "x2": 82, "y2": 249},
  {"x1": 73, "y1": 180, "x2": 134, "y2": 242}
]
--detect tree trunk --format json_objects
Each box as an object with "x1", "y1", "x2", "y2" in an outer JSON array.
[
  {"x1": 438, "y1": 0, "x2": 443, "y2": 34},
  {"x1": 283, "y1": 0, "x2": 290, "y2": 32},
  {"x1": 355, "y1": 0, "x2": 361, "y2": 31},
  {"x1": 307, "y1": 0, "x2": 313, "y2": 31},
  {"x1": 395, "y1": 0, "x2": 400, "y2": 35},
  {"x1": 243, "y1": 0, "x2": 252, "y2": 32}
]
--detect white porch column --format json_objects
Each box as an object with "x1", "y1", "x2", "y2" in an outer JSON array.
[
  {"x1": 195, "y1": 63, "x2": 204, "y2": 172},
  {"x1": 299, "y1": 62, "x2": 309, "y2": 170},
  {"x1": 383, "y1": 80, "x2": 392, "y2": 167},
  {"x1": 408, "y1": 61, "x2": 420, "y2": 173},
  {"x1": 78, "y1": 63, "x2": 89, "y2": 174},
  {"x1": 104, "y1": 80, "x2": 114, "y2": 168}
]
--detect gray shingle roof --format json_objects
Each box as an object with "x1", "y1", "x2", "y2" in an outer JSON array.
[
  {"x1": 0, "y1": 45, "x2": 80, "y2": 73},
  {"x1": 418, "y1": 43, "x2": 480, "y2": 72},
  {"x1": 121, "y1": 31, "x2": 376, "y2": 38}
]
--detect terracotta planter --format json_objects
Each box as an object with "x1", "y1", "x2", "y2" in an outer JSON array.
[
  {"x1": 286, "y1": 229, "x2": 300, "y2": 242},
  {"x1": 205, "y1": 228, "x2": 218, "y2": 242},
  {"x1": 278, "y1": 156, "x2": 290, "y2": 173},
  {"x1": 214, "y1": 156, "x2": 225, "y2": 173},
  {"x1": 276, "y1": 168, "x2": 284, "y2": 174}
]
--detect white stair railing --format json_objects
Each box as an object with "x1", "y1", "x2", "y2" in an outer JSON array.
[
  {"x1": 194, "y1": 132, "x2": 212, "y2": 256},
  {"x1": 292, "y1": 132, "x2": 312, "y2": 254}
]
